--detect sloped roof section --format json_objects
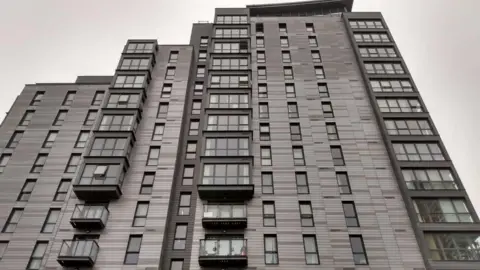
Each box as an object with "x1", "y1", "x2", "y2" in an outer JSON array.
[{"x1": 248, "y1": 0, "x2": 353, "y2": 16}]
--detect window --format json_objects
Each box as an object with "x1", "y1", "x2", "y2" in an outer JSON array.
[
  {"x1": 152, "y1": 124, "x2": 165, "y2": 140},
  {"x1": 279, "y1": 23, "x2": 287, "y2": 34},
  {"x1": 83, "y1": 110, "x2": 97, "y2": 126},
  {"x1": 170, "y1": 260, "x2": 183, "y2": 270},
  {"x1": 41, "y1": 209, "x2": 60, "y2": 233},
  {"x1": 384, "y1": 119, "x2": 433, "y2": 135},
  {"x1": 203, "y1": 204, "x2": 246, "y2": 218},
  {"x1": 349, "y1": 235, "x2": 368, "y2": 265},
  {"x1": 186, "y1": 142, "x2": 197, "y2": 159},
  {"x1": 178, "y1": 193, "x2": 191, "y2": 215},
  {"x1": 311, "y1": 50, "x2": 321, "y2": 63},
  {"x1": 284, "y1": 84, "x2": 296, "y2": 98},
  {"x1": 263, "y1": 201, "x2": 276, "y2": 227},
  {"x1": 201, "y1": 164, "x2": 250, "y2": 185},
  {"x1": 161, "y1": 84, "x2": 172, "y2": 98},
  {"x1": 326, "y1": 122, "x2": 339, "y2": 140},
  {"x1": 91, "y1": 91, "x2": 105, "y2": 106},
  {"x1": 293, "y1": 146, "x2": 305, "y2": 166},
  {"x1": 288, "y1": 102, "x2": 299, "y2": 118},
  {"x1": 414, "y1": 198, "x2": 472, "y2": 223},
  {"x1": 296, "y1": 172, "x2": 309, "y2": 194},
  {"x1": 147, "y1": 147, "x2": 161, "y2": 166},
  {"x1": 191, "y1": 101, "x2": 201, "y2": 115},
  {"x1": 7, "y1": 131, "x2": 23, "y2": 148},
  {"x1": 188, "y1": 120, "x2": 199, "y2": 136},
  {"x1": 62, "y1": 91, "x2": 76, "y2": 106},
  {"x1": 173, "y1": 224, "x2": 187, "y2": 249},
  {"x1": 354, "y1": 33, "x2": 390, "y2": 43},
  {"x1": 261, "y1": 146, "x2": 272, "y2": 166},
  {"x1": 165, "y1": 67, "x2": 176, "y2": 80},
  {"x1": 78, "y1": 164, "x2": 123, "y2": 185},
  {"x1": 262, "y1": 172, "x2": 274, "y2": 194},
  {"x1": 257, "y1": 51, "x2": 265, "y2": 63},
  {"x1": 321, "y1": 102, "x2": 334, "y2": 118},
  {"x1": 65, "y1": 154, "x2": 81, "y2": 173},
  {"x1": 0, "y1": 241, "x2": 8, "y2": 260},
  {"x1": 157, "y1": 102, "x2": 169, "y2": 117},
  {"x1": 42, "y1": 131, "x2": 58, "y2": 148},
  {"x1": 256, "y1": 37, "x2": 264, "y2": 48},
  {"x1": 260, "y1": 123, "x2": 270, "y2": 141},
  {"x1": 182, "y1": 166, "x2": 194, "y2": 186},
  {"x1": 393, "y1": 143, "x2": 445, "y2": 161},
  {"x1": 140, "y1": 172, "x2": 155, "y2": 194},
  {"x1": 198, "y1": 51, "x2": 207, "y2": 61},
  {"x1": 318, "y1": 83, "x2": 329, "y2": 97},
  {"x1": 124, "y1": 235, "x2": 142, "y2": 265},
  {"x1": 282, "y1": 51, "x2": 291, "y2": 63},
  {"x1": 209, "y1": 94, "x2": 249, "y2": 109},
  {"x1": 257, "y1": 83, "x2": 268, "y2": 98},
  {"x1": 280, "y1": 36, "x2": 289, "y2": 47},
  {"x1": 194, "y1": 82, "x2": 203, "y2": 96},
  {"x1": 290, "y1": 123, "x2": 302, "y2": 141},
  {"x1": 258, "y1": 66, "x2": 267, "y2": 80},
  {"x1": 371, "y1": 79, "x2": 413, "y2": 92},
  {"x1": 197, "y1": 66, "x2": 205, "y2": 77},
  {"x1": 331, "y1": 146, "x2": 345, "y2": 166},
  {"x1": 169, "y1": 51, "x2": 178, "y2": 63},
  {"x1": 337, "y1": 172, "x2": 352, "y2": 194},
  {"x1": 365, "y1": 62, "x2": 405, "y2": 74},
  {"x1": 343, "y1": 202, "x2": 360, "y2": 227},
  {"x1": 306, "y1": 23, "x2": 315, "y2": 33},
  {"x1": 114, "y1": 75, "x2": 145, "y2": 88},
  {"x1": 27, "y1": 242, "x2": 47, "y2": 270},
  {"x1": 200, "y1": 37, "x2": 209, "y2": 47},
  {"x1": 299, "y1": 201, "x2": 314, "y2": 226},
  {"x1": 308, "y1": 36, "x2": 318, "y2": 46},
  {"x1": 100, "y1": 115, "x2": 136, "y2": 131},
  {"x1": 31, "y1": 154, "x2": 48, "y2": 173},
  {"x1": 359, "y1": 47, "x2": 397, "y2": 58},
  {"x1": 303, "y1": 235, "x2": 319, "y2": 264},
  {"x1": 126, "y1": 43, "x2": 155, "y2": 53},
  {"x1": 20, "y1": 110, "x2": 35, "y2": 126},
  {"x1": 315, "y1": 66, "x2": 325, "y2": 79},
  {"x1": 402, "y1": 168, "x2": 457, "y2": 190},
  {"x1": 377, "y1": 98, "x2": 423, "y2": 113},
  {"x1": 210, "y1": 75, "x2": 249, "y2": 88},
  {"x1": 213, "y1": 42, "x2": 247, "y2": 53},
  {"x1": 256, "y1": 23, "x2": 264, "y2": 34},
  {"x1": 350, "y1": 20, "x2": 384, "y2": 29},
  {"x1": 17, "y1": 179, "x2": 36, "y2": 201},
  {"x1": 212, "y1": 58, "x2": 248, "y2": 70},
  {"x1": 205, "y1": 138, "x2": 249, "y2": 156},
  {"x1": 259, "y1": 103, "x2": 269, "y2": 119},
  {"x1": 0, "y1": 154, "x2": 11, "y2": 173},
  {"x1": 54, "y1": 179, "x2": 71, "y2": 201},
  {"x1": 214, "y1": 28, "x2": 248, "y2": 38},
  {"x1": 90, "y1": 138, "x2": 128, "y2": 156},
  {"x1": 425, "y1": 233, "x2": 480, "y2": 261},
  {"x1": 120, "y1": 58, "x2": 150, "y2": 70},
  {"x1": 133, "y1": 202, "x2": 149, "y2": 227},
  {"x1": 30, "y1": 92, "x2": 44, "y2": 106},
  {"x1": 264, "y1": 235, "x2": 278, "y2": 264},
  {"x1": 283, "y1": 66, "x2": 294, "y2": 80},
  {"x1": 206, "y1": 115, "x2": 249, "y2": 131},
  {"x1": 75, "y1": 131, "x2": 89, "y2": 148},
  {"x1": 2, "y1": 208, "x2": 23, "y2": 233}
]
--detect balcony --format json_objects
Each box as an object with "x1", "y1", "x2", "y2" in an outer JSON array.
[
  {"x1": 57, "y1": 240, "x2": 99, "y2": 267},
  {"x1": 198, "y1": 180, "x2": 253, "y2": 201},
  {"x1": 73, "y1": 164, "x2": 124, "y2": 201},
  {"x1": 199, "y1": 239, "x2": 247, "y2": 268},
  {"x1": 70, "y1": 205, "x2": 109, "y2": 230},
  {"x1": 406, "y1": 180, "x2": 458, "y2": 191},
  {"x1": 202, "y1": 204, "x2": 247, "y2": 229}
]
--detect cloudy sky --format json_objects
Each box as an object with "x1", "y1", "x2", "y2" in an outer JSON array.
[{"x1": 1, "y1": 0, "x2": 479, "y2": 212}]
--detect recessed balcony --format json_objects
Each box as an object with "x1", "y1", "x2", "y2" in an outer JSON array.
[
  {"x1": 199, "y1": 239, "x2": 247, "y2": 268},
  {"x1": 57, "y1": 240, "x2": 99, "y2": 267},
  {"x1": 70, "y1": 205, "x2": 109, "y2": 230},
  {"x1": 202, "y1": 204, "x2": 247, "y2": 229}
]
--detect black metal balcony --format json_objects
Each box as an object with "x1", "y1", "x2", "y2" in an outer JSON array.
[
  {"x1": 199, "y1": 239, "x2": 247, "y2": 268},
  {"x1": 57, "y1": 240, "x2": 99, "y2": 267},
  {"x1": 73, "y1": 163, "x2": 125, "y2": 201},
  {"x1": 70, "y1": 205, "x2": 109, "y2": 230},
  {"x1": 198, "y1": 177, "x2": 254, "y2": 201},
  {"x1": 202, "y1": 204, "x2": 247, "y2": 229}
]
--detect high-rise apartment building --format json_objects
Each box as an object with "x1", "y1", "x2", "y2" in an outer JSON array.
[{"x1": 0, "y1": 0, "x2": 478, "y2": 269}]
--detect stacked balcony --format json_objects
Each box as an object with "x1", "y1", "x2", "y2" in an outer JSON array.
[{"x1": 57, "y1": 240, "x2": 99, "y2": 267}]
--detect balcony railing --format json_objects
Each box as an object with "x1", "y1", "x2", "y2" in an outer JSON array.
[
  {"x1": 199, "y1": 239, "x2": 247, "y2": 267},
  {"x1": 417, "y1": 213, "x2": 473, "y2": 223},
  {"x1": 406, "y1": 181, "x2": 458, "y2": 190},
  {"x1": 430, "y1": 248, "x2": 480, "y2": 261},
  {"x1": 202, "y1": 205, "x2": 247, "y2": 229},
  {"x1": 198, "y1": 177, "x2": 254, "y2": 201},
  {"x1": 57, "y1": 240, "x2": 99, "y2": 267},
  {"x1": 70, "y1": 205, "x2": 109, "y2": 229}
]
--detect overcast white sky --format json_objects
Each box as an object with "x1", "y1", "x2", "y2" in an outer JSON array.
[{"x1": 1, "y1": 0, "x2": 479, "y2": 212}]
